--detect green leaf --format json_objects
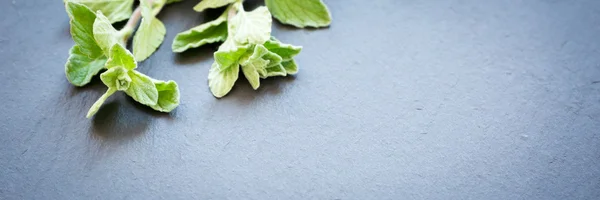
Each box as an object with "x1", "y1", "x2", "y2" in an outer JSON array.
[
  {"x1": 133, "y1": 0, "x2": 166, "y2": 61},
  {"x1": 86, "y1": 88, "x2": 117, "y2": 118},
  {"x1": 208, "y1": 62, "x2": 239, "y2": 98},
  {"x1": 265, "y1": 0, "x2": 331, "y2": 28},
  {"x1": 214, "y1": 45, "x2": 250, "y2": 71},
  {"x1": 150, "y1": 80, "x2": 180, "y2": 112},
  {"x1": 240, "y1": 46, "x2": 271, "y2": 89},
  {"x1": 172, "y1": 15, "x2": 228, "y2": 53},
  {"x1": 65, "y1": 45, "x2": 107, "y2": 86},
  {"x1": 266, "y1": 64, "x2": 287, "y2": 77},
  {"x1": 229, "y1": 6, "x2": 272, "y2": 45},
  {"x1": 106, "y1": 43, "x2": 136, "y2": 70},
  {"x1": 65, "y1": 2, "x2": 103, "y2": 58},
  {"x1": 125, "y1": 71, "x2": 159, "y2": 106},
  {"x1": 68, "y1": 0, "x2": 134, "y2": 23},
  {"x1": 100, "y1": 66, "x2": 131, "y2": 91},
  {"x1": 166, "y1": 0, "x2": 183, "y2": 4},
  {"x1": 264, "y1": 38, "x2": 302, "y2": 61},
  {"x1": 193, "y1": 0, "x2": 237, "y2": 12},
  {"x1": 93, "y1": 11, "x2": 120, "y2": 55},
  {"x1": 281, "y1": 59, "x2": 298, "y2": 75}
]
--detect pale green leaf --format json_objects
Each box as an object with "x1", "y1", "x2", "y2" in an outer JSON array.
[
  {"x1": 150, "y1": 80, "x2": 180, "y2": 112},
  {"x1": 264, "y1": 38, "x2": 302, "y2": 61},
  {"x1": 68, "y1": 0, "x2": 134, "y2": 23},
  {"x1": 106, "y1": 43, "x2": 136, "y2": 70},
  {"x1": 100, "y1": 66, "x2": 131, "y2": 91},
  {"x1": 281, "y1": 59, "x2": 298, "y2": 75},
  {"x1": 86, "y1": 88, "x2": 117, "y2": 118},
  {"x1": 241, "y1": 63, "x2": 261, "y2": 90},
  {"x1": 125, "y1": 71, "x2": 159, "y2": 106},
  {"x1": 65, "y1": 45, "x2": 107, "y2": 86},
  {"x1": 240, "y1": 46, "x2": 271, "y2": 89},
  {"x1": 265, "y1": 0, "x2": 331, "y2": 28},
  {"x1": 208, "y1": 62, "x2": 239, "y2": 98},
  {"x1": 266, "y1": 64, "x2": 287, "y2": 77},
  {"x1": 133, "y1": 0, "x2": 166, "y2": 61},
  {"x1": 93, "y1": 11, "x2": 120, "y2": 55},
  {"x1": 172, "y1": 15, "x2": 228, "y2": 53},
  {"x1": 166, "y1": 0, "x2": 183, "y2": 4},
  {"x1": 229, "y1": 6, "x2": 272, "y2": 45},
  {"x1": 194, "y1": 0, "x2": 236, "y2": 12},
  {"x1": 214, "y1": 45, "x2": 250, "y2": 71},
  {"x1": 65, "y1": 2, "x2": 103, "y2": 58},
  {"x1": 260, "y1": 47, "x2": 283, "y2": 68}
]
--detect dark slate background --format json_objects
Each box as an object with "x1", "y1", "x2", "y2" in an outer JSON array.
[{"x1": 2, "y1": 0, "x2": 600, "y2": 199}]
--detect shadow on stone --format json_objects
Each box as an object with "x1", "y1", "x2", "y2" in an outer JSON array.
[{"x1": 89, "y1": 100, "x2": 150, "y2": 142}]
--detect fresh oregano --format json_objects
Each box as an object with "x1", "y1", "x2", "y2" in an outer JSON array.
[
  {"x1": 64, "y1": 1, "x2": 179, "y2": 117},
  {"x1": 173, "y1": 0, "x2": 331, "y2": 97}
]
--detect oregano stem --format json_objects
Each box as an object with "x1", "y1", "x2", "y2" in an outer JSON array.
[{"x1": 118, "y1": 0, "x2": 160, "y2": 45}]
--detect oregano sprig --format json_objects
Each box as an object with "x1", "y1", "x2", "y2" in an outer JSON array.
[
  {"x1": 173, "y1": 0, "x2": 321, "y2": 98},
  {"x1": 64, "y1": 0, "x2": 177, "y2": 88},
  {"x1": 64, "y1": 2, "x2": 179, "y2": 117}
]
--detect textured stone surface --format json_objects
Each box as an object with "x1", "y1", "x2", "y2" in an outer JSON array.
[{"x1": 1, "y1": 0, "x2": 600, "y2": 199}]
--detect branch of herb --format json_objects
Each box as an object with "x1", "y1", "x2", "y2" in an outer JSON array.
[{"x1": 116, "y1": 0, "x2": 161, "y2": 45}]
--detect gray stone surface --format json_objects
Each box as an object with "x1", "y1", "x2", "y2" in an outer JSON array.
[{"x1": 1, "y1": 0, "x2": 600, "y2": 199}]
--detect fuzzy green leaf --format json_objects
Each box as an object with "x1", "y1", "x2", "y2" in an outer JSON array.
[
  {"x1": 150, "y1": 80, "x2": 180, "y2": 112},
  {"x1": 93, "y1": 11, "x2": 120, "y2": 55},
  {"x1": 106, "y1": 44, "x2": 136, "y2": 70},
  {"x1": 125, "y1": 71, "x2": 159, "y2": 106},
  {"x1": 265, "y1": 0, "x2": 331, "y2": 28},
  {"x1": 281, "y1": 59, "x2": 298, "y2": 75},
  {"x1": 68, "y1": 0, "x2": 134, "y2": 23},
  {"x1": 65, "y1": 45, "x2": 107, "y2": 86},
  {"x1": 264, "y1": 38, "x2": 302, "y2": 61},
  {"x1": 193, "y1": 0, "x2": 236, "y2": 12},
  {"x1": 86, "y1": 88, "x2": 117, "y2": 118},
  {"x1": 266, "y1": 64, "x2": 287, "y2": 77},
  {"x1": 166, "y1": 0, "x2": 182, "y2": 4},
  {"x1": 229, "y1": 6, "x2": 272, "y2": 45},
  {"x1": 133, "y1": 0, "x2": 166, "y2": 61},
  {"x1": 208, "y1": 62, "x2": 239, "y2": 98},
  {"x1": 65, "y1": 2, "x2": 103, "y2": 57},
  {"x1": 172, "y1": 15, "x2": 227, "y2": 53},
  {"x1": 240, "y1": 46, "x2": 271, "y2": 89},
  {"x1": 100, "y1": 66, "x2": 131, "y2": 91},
  {"x1": 214, "y1": 45, "x2": 250, "y2": 71}
]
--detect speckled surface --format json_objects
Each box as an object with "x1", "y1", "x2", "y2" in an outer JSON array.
[{"x1": 1, "y1": 0, "x2": 600, "y2": 199}]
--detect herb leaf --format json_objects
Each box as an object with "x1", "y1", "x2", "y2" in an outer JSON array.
[
  {"x1": 166, "y1": 0, "x2": 183, "y2": 4},
  {"x1": 100, "y1": 66, "x2": 131, "y2": 91},
  {"x1": 68, "y1": 0, "x2": 134, "y2": 23},
  {"x1": 240, "y1": 45, "x2": 271, "y2": 89},
  {"x1": 265, "y1": 0, "x2": 331, "y2": 28},
  {"x1": 125, "y1": 71, "x2": 159, "y2": 106},
  {"x1": 172, "y1": 14, "x2": 228, "y2": 53},
  {"x1": 281, "y1": 60, "x2": 298, "y2": 75},
  {"x1": 93, "y1": 11, "x2": 120, "y2": 55},
  {"x1": 64, "y1": 2, "x2": 107, "y2": 86},
  {"x1": 65, "y1": 45, "x2": 107, "y2": 86},
  {"x1": 105, "y1": 43, "x2": 136, "y2": 70},
  {"x1": 263, "y1": 38, "x2": 302, "y2": 61},
  {"x1": 193, "y1": 0, "x2": 237, "y2": 12},
  {"x1": 133, "y1": 0, "x2": 167, "y2": 61},
  {"x1": 65, "y1": 2, "x2": 103, "y2": 57},
  {"x1": 150, "y1": 80, "x2": 180, "y2": 112},
  {"x1": 208, "y1": 63, "x2": 239, "y2": 98},
  {"x1": 265, "y1": 64, "x2": 287, "y2": 77},
  {"x1": 214, "y1": 45, "x2": 250, "y2": 70},
  {"x1": 86, "y1": 88, "x2": 117, "y2": 118},
  {"x1": 228, "y1": 6, "x2": 272, "y2": 45}
]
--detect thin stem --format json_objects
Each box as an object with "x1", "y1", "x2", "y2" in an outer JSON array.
[{"x1": 117, "y1": 0, "x2": 160, "y2": 45}]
